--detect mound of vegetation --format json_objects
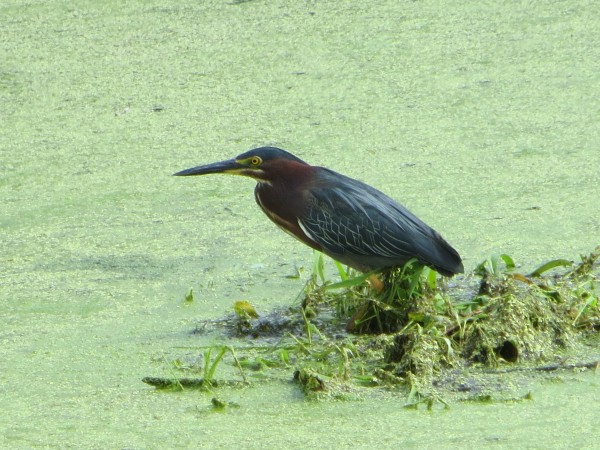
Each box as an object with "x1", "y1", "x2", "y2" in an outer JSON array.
[{"x1": 144, "y1": 246, "x2": 599, "y2": 406}]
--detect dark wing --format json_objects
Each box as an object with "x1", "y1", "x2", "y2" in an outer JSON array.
[{"x1": 297, "y1": 168, "x2": 463, "y2": 275}]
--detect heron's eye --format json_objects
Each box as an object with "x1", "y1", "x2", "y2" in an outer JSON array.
[{"x1": 250, "y1": 156, "x2": 262, "y2": 166}]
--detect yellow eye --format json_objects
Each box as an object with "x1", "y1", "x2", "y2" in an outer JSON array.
[{"x1": 250, "y1": 156, "x2": 262, "y2": 166}]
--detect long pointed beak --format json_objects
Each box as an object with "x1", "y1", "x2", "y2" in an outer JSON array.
[{"x1": 173, "y1": 158, "x2": 242, "y2": 176}]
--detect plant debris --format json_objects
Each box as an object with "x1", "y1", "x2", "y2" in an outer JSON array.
[{"x1": 144, "y1": 246, "x2": 600, "y2": 403}]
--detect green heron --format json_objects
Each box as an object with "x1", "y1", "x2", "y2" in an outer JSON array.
[{"x1": 174, "y1": 147, "x2": 463, "y2": 277}]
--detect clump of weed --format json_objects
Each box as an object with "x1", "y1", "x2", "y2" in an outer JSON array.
[
  {"x1": 303, "y1": 252, "x2": 443, "y2": 334},
  {"x1": 301, "y1": 248, "x2": 599, "y2": 390},
  {"x1": 145, "y1": 247, "x2": 599, "y2": 403}
]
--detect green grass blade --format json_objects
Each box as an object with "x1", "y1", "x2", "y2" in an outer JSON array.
[
  {"x1": 333, "y1": 259, "x2": 349, "y2": 281},
  {"x1": 528, "y1": 259, "x2": 573, "y2": 277},
  {"x1": 498, "y1": 254, "x2": 516, "y2": 270},
  {"x1": 206, "y1": 346, "x2": 228, "y2": 381},
  {"x1": 312, "y1": 251, "x2": 326, "y2": 284},
  {"x1": 324, "y1": 273, "x2": 371, "y2": 290}
]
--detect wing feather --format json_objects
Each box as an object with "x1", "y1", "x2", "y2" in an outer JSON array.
[{"x1": 297, "y1": 168, "x2": 461, "y2": 274}]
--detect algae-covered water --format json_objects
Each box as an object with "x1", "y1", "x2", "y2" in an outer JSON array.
[{"x1": 1, "y1": 1, "x2": 599, "y2": 448}]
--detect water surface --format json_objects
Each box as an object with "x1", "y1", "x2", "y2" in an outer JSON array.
[{"x1": 1, "y1": 0, "x2": 599, "y2": 447}]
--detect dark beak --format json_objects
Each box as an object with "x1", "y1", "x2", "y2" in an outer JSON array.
[{"x1": 173, "y1": 158, "x2": 242, "y2": 176}]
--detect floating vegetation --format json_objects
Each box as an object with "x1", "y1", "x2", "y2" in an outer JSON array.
[
  {"x1": 184, "y1": 288, "x2": 194, "y2": 304},
  {"x1": 233, "y1": 300, "x2": 260, "y2": 319},
  {"x1": 145, "y1": 246, "x2": 600, "y2": 404}
]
